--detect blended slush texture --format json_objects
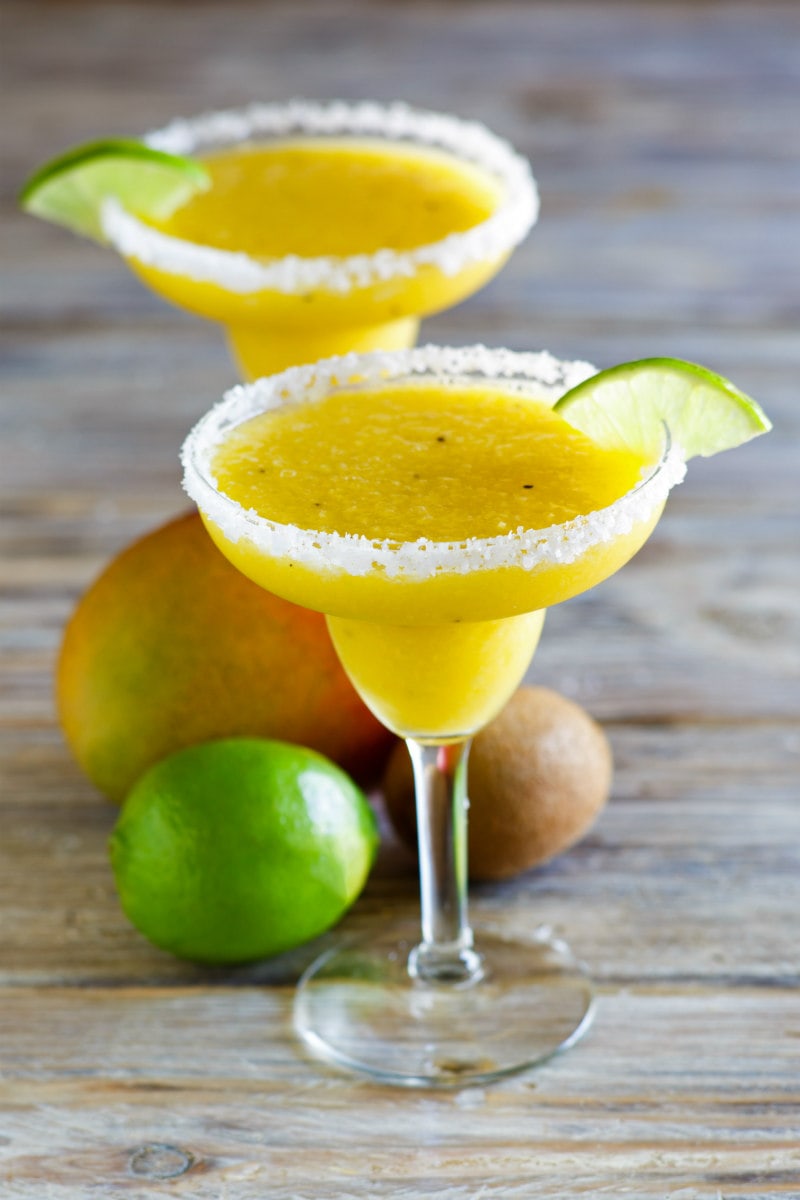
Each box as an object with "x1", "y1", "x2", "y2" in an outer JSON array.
[
  {"x1": 129, "y1": 139, "x2": 508, "y2": 376},
  {"x1": 205, "y1": 381, "x2": 651, "y2": 736}
]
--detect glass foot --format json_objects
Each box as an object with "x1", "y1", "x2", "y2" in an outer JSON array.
[{"x1": 294, "y1": 921, "x2": 594, "y2": 1087}]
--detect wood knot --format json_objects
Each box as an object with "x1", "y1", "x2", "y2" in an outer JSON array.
[{"x1": 129, "y1": 1143, "x2": 194, "y2": 1179}]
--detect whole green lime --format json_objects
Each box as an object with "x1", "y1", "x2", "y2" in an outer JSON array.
[{"x1": 109, "y1": 737, "x2": 379, "y2": 964}]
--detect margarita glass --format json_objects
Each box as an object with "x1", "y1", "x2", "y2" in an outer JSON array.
[
  {"x1": 181, "y1": 345, "x2": 685, "y2": 1087},
  {"x1": 102, "y1": 101, "x2": 538, "y2": 379}
]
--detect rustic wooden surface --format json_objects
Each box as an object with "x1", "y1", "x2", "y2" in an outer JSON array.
[{"x1": 2, "y1": 2, "x2": 799, "y2": 1196}]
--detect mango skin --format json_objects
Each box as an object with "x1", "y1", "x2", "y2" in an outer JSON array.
[{"x1": 57, "y1": 511, "x2": 394, "y2": 802}]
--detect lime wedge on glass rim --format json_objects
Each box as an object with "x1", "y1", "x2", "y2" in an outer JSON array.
[
  {"x1": 554, "y1": 357, "x2": 771, "y2": 461},
  {"x1": 19, "y1": 139, "x2": 210, "y2": 243}
]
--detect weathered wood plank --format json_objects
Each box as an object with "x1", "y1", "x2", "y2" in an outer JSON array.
[
  {"x1": 1, "y1": 1, "x2": 799, "y2": 1195},
  {"x1": 0, "y1": 725, "x2": 797, "y2": 988},
  {"x1": 0, "y1": 987, "x2": 798, "y2": 1198}
]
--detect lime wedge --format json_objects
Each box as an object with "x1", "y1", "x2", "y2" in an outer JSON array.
[
  {"x1": 554, "y1": 357, "x2": 771, "y2": 460},
  {"x1": 19, "y1": 139, "x2": 210, "y2": 243}
]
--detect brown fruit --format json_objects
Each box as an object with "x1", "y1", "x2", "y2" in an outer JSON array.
[
  {"x1": 57, "y1": 511, "x2": 394, "y2": 802},
  {"x1": 382, "y1": 686, "x2": 612, "y2": 881}
]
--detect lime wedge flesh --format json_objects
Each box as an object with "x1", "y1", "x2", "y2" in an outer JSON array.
[
  {"x1": 19, "y1": 139, "x2": 210, "y2": 243},
  {"x1": 554, "y1": 357, "x2": 771, "y2": 461}
]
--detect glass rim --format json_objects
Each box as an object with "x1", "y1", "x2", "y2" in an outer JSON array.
[
  {"x1": 180, "y1": 344, "x2": 687, "y2": 582},
  {"x1": 101, "y1": 99, "x2": 539, "y2": 297}
]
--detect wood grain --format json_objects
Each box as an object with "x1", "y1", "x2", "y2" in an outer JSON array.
[
  {"x1": 1, "y1": 986, "x2": 798, "y2": 1198},
  {"x1": 1, "y1": 1, "x2": 799, "y2": 1196}
]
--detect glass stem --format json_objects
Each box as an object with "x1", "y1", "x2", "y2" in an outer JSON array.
[{"x1": 405, "y1": 738, "x2": 484, "y2": 985}]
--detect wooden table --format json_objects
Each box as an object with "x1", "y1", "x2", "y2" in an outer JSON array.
[{"x1": 2, "y1": 2, "x2": 798, "y2": 1195}]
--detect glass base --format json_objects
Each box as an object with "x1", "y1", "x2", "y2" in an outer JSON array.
[{"x1": 294, "y1": 922, "x2": 595, "y2": 1088}]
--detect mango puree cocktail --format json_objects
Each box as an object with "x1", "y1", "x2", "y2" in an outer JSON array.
[
  {"x1": 184, "y1": 348, "x2": 683, "y2": 742},
  {"x1": 102, "y1": 102, "x2": 538, "y2": 377},
  {"x1": 182, "y1": 344, "x2": 769, "y2": 1090}
]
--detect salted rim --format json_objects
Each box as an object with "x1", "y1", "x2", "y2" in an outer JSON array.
[
  {"x1": 180, "y1": 345, "x2": 687, "y2": 581},
  {"x1": 101, "y1": 100, "x2": 539, "y2": 295}
]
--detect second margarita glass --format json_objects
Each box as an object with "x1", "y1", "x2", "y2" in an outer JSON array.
[
  {"x1": 101, "y1": 100, "x2": 538, "y2": 378},
  {"x1": 181, "y1": 345, "x2": 685, "y2": 1087}
]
